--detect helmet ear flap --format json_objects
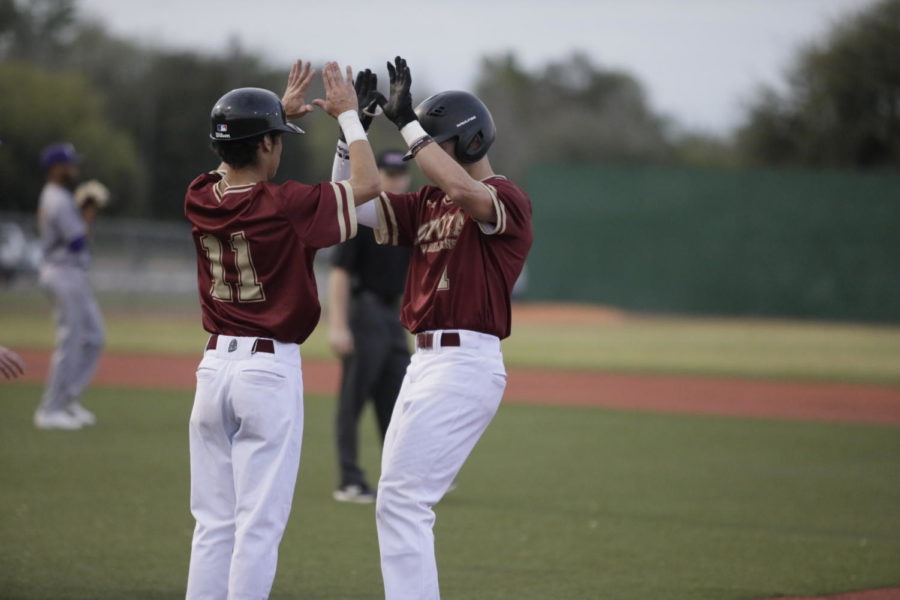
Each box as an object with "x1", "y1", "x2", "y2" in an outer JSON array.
[
  {"x1": 456, "y1": 130, "x2": 486, "y2": 163},
  {"x1": 415, "y1": 90, "x2": 496, "y2": 163}
]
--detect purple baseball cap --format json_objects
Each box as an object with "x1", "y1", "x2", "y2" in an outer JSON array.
[{"x1": 40, "y1": 142, "x2": 80, "y2": 170}]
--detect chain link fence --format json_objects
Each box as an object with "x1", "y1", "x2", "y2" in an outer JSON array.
[{"x1": 0, "y1": 211, "x2": 334, "y2": 300}]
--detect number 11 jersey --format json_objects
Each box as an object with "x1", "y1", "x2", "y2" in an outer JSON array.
[{"x1": 184, "y1": 171, "x2": 357, "y2": 344}]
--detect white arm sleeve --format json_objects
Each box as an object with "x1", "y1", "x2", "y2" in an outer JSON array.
[
  {"x1": 331, "y1": 140, "x2": 351, "y2": 182},
  {"x1": 332, "y1": 138, "x2": 381, "y2": 228},
  {"x1": 356, "y1": 199, "x2": 379, "y2": 228}
]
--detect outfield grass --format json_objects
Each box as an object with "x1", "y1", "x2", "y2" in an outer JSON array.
[
  {"x1": 2, "y1": 291, "x2": 900, "y2": 384},
  {"x1": 1, "y1": 384, "x2": 898, "y2": 599}
]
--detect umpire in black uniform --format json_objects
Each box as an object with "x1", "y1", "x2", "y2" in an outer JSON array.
[{"x1": 328, "y1": 150, "x2": 412, "y2": 503}]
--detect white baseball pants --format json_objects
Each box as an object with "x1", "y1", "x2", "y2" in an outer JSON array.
[
  {"x1": 376, "y1": 329, "x2": 507, "y2": 600},
  {"x1": 186, "y1": 335, "x2": 302, "y2": 600}
]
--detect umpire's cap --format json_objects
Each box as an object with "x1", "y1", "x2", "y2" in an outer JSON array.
[
  {"x1": 412, "y1": 91, "x2": 496, "y2": 163},
  {"x1": 210, "y1": 87, "x2": 304, "y2": 141},
  {"x1": 377, "y1": 150, "x2": 409, "y2": 174},
  {"x1": 40, "y1": 142, "x2": 80, "y2": 170}
]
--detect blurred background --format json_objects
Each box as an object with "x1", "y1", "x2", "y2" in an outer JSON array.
[
  {"x1": 0, "y1": 0, "x2": 898, "y2": 319},
  {"x1": 2, "y1": 3, "x2": 900, "y2": 598}
]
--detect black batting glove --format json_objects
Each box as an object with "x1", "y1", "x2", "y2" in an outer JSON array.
[
  {"x1": 339, "y1": 68, "x2": 385, "y2": 142},
  {"x1": 383, "y1": 56, "x2": 417, "y2": 130}
]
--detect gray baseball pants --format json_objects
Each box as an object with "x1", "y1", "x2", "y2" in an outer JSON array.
[{"x1": 39, "y1": 265, "x2": 105, "y2": 413}]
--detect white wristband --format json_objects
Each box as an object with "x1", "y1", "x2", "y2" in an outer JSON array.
[
  {"x1": 401, "y1": 121, "x2": 428, "y2": 147},
  {"x1": 338, "y1": 110, "x2": 367, "y2": 145}
]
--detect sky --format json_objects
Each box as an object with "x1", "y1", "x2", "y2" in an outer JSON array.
[{"x1": 77, "y1": 0, "x2": 877, "y2": 134}]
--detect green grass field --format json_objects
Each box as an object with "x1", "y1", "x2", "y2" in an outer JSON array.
[
  {"x1": 3, "y1": 291, "x2": 900, "y2": 384},
  {"x1": 1, "y1": 384, "x2": 898, "y2": 599},
  {"x1": 3, "y1": 290, "x2": 900, "y2": 598}
]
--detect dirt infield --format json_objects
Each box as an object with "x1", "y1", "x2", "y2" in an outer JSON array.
[{"x1": 13, "y1": 349, "x2": 900, "y2": 426}]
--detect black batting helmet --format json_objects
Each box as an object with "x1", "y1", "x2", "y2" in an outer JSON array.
[
  {"x1": 210, "y1": 87, "x2": 304, "y2": 141},
  {"x1": 413, "y1": 91, "x2": 496, "y2": 163}
]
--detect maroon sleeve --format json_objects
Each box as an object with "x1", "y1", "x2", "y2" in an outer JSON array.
[
  {"x1": 276, "y1": 180, "x2": 357, "y2": 249},
  {"x1": 372, "y1": 189, "x2": 424, "y2": 247},
  {"x1": 478, "y1": 179, "x2": 532, "y2": 239}
]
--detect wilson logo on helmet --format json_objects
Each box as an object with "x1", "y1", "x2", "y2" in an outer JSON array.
[{"x1": 209, "y1": 87, "x2": 305, "y2": 141}]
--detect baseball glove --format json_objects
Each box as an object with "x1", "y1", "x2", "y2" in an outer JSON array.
[{"x1": 74, "y1": 180, "x2": 110, "y2": 209}]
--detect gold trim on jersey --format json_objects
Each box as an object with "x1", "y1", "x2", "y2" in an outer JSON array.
[
  {"x1": 374, "y1": 192, "x2": 400, "y2": 246},
  {"x1": 212, "y1": 180, "x2": 256, "y2": 204},
  {"x1": 476, "y1": 183, "x2": 507, "y2": 236},
  {"x1": 329, "y1": 181, "x2": 358, "y2": 243},
  {"x1": 331, "y1": 182, "x2": 347, "y2": 243},
  {"x1": 342, "y1": 181, "x2": 357, "y2": 241}
]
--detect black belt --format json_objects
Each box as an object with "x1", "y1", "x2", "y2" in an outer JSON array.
[
  {"x1": 416, "y1": 332, "x2": 461, "y2": 350},
  {"x1": 206, "y1": 334, "x2": 275, "y2": 354}
]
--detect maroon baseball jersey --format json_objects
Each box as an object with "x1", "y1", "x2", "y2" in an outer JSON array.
[
  {"x1": 371, "y1": 175, "x2": 532, "y2": 339},
  {"x1": 184, "y1": 172, "x2": 357, "y2": 344}
]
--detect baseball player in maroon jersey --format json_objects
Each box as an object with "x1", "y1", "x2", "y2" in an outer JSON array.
[
  {"x1": 183, "y1": 60, "x2": 380, "y2": 599},
  {"x1": 336, "y1": 57, "x2": 533, "y2": 599}
]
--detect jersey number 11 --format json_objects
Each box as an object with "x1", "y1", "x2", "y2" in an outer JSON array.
[{"x1": 200, "y1": 231, "x2": 265, "y2": 303}]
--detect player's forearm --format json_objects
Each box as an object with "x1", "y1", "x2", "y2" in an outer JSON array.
[
  {"x1": 333, "y1": 139, "x2": 378, "y2": 227},
  {"x1": 410, "y1": 140, "x2": 496, "y2": 222},
  {"x1": 328, "y1": 268, "x2": 352, "y2": 330},
  {"x1": 337, "y1": 111, "x2": 381, "y2": 205},
  {"x1": 332, "y1": 141, "x2": 379, "y2": 226},
  {"x1": 346, "y1": 140, "x2": 380, "y2": 205}
]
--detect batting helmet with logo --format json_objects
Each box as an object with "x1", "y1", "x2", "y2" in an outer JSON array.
[
  {"x1": 413, "y1": 91, "x2": 496, "y2": 164},
  {"x1": 209, "y1": 88, "x2": 304, "y2": 141}
]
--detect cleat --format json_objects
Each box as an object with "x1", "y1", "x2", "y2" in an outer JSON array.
[
  {"x1": 34, "y1": 409, "x2": 84, "y2": 431},
  {"x1": 333, "y1": 484, "x2": 376, "y2": 504},
  {"x1": 66, "y1": 402, "x2": 97, "y2": 426}
]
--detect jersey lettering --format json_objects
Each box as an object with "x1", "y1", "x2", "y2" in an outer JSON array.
[
  {"x1": 230, "y1": 231, "x2": 265, "y2": 302},
  {"x1": 437, "y1": 267, "x2": 450, "y2": 291},
  {"x1": 199, "y1": 234, "x2": 233, "y2": 302},
  {"x1": 200, "y1": 231, "x2": 265, "y2": 303},
  {"x1": 416, "y1": 211, "x2": 466, "y2": 254}
]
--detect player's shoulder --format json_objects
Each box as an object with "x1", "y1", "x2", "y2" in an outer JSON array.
[
  {"x1": 483, "y1": 175, "x2": 531, "y2": 208},
  {"x1": 484, "y1": 175, "x2": 527, "y2": 197},
  {"x1": 267, "y1": 179, "x2": 335, "y2": 200},
  {"x1": 39, "y1": 183, "x2": 72, "y2": 211},
  {"x1": 414, "y1": 184, "x2": 444, "y2": 202},
  {"x1": 186, "y1": 171, "x2": 226, "y2": 206},
  {"x1": 188, "y1": 170, "x2": 223, "y2": 192}
]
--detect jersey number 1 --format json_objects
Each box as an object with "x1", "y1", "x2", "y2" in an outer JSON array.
[{"x1": 200, "y1": 231, "x2": 265, "y2": 303}]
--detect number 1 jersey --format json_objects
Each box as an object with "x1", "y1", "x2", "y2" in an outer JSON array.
[
  {"x1": 371, "y1": 175, "x2": 532, "y2": 339},
  {"x1": 184, "y1": 171, "x2": 357, "y2": 344}
]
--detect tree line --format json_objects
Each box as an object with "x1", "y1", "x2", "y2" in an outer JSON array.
[{"x1": 1, "y1": 0, "x2": 896, "y2": 220}]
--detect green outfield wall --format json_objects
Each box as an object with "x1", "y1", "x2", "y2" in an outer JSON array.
[{"x1": 523, "y1": 164, "x2": 900, "y2": 322}]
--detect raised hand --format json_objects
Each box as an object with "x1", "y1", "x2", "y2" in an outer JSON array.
[
  {"x1": 354, "y1": 69, "x2": 385, "y2": 131},
  {"x1": 337, "y1": 68, "x2": 386, "y2": 142},
  {"x1": 312, "y1": 62, "x2": 359, "y2": 118},
  {"x1": 281, "y1": 59, "x2": 316, "y2": 120},
  {"x1": 383, "y1": 56, "x2": 417, "y2": 129}
]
